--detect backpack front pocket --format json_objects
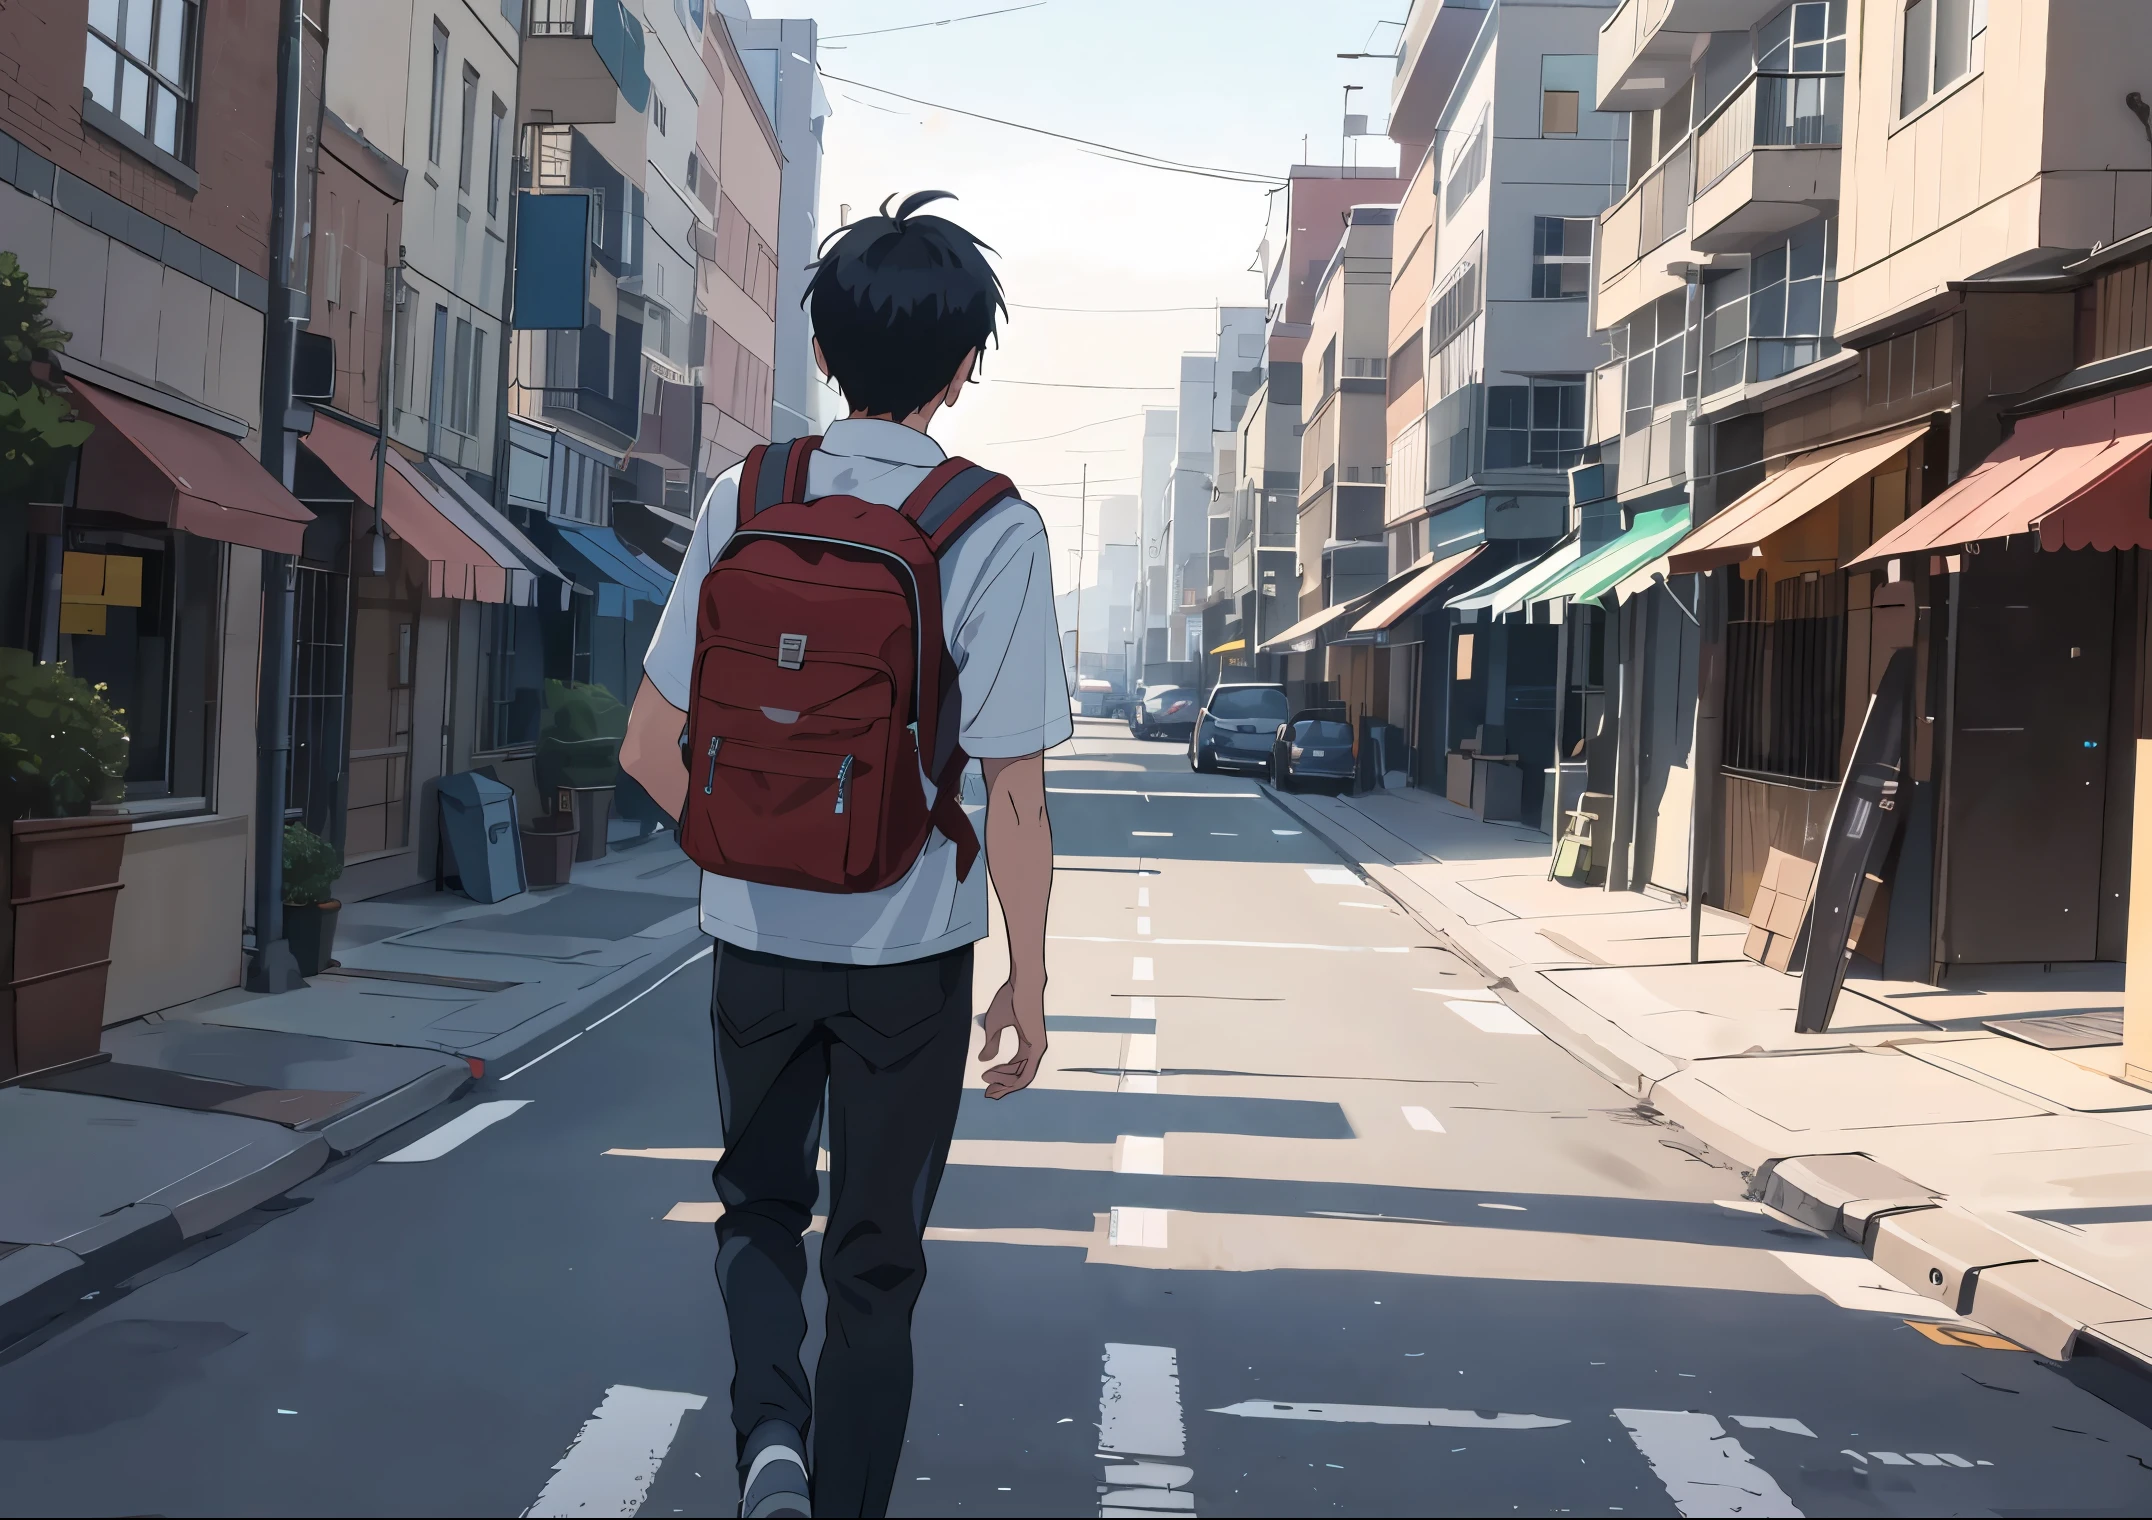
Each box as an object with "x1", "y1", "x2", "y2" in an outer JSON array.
[{"x1": 686, "y1": 734, "x2": 886, "y2": 888}]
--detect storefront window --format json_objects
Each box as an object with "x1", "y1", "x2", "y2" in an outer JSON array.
[
  {"x1": 480, "y1": 596, "x2": 584, "y2": 751},
  {"x1": 61, "y1": 524, "x2": 220, "y2": 807}
]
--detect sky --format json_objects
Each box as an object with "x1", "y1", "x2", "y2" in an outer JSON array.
[{"x1": 781, "y1": 0, "x2": 1410, "y2": 590}]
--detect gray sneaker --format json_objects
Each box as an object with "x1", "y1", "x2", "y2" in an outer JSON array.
[{"x1": 739, "y1": 1421, "x2": 810, "y2": 1519}]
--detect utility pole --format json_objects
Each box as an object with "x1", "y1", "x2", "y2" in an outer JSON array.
[
  {"x1": 1074, "y1": 462, "x2": 1088, "y2": 693},
  {"x1": 247, "y1": 0, "x2": 307, "y2": 993},
  {"x1": 1341, "y1": 84, "x2": 1361, "y2": 170}
]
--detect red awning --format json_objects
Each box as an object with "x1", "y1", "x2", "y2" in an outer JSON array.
[
  {"x1": 1854, "y1": 385, "x2": 2152, "y2": 565},
  {"x1": 302, "y1": 413, "x2": 509, "y2": 602},
  {"x1": 68, "y1": 380, "x2": 314, "y2": 554}
]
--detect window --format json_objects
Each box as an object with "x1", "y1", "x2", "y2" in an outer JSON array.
[
  {"x1": 1531, "y1": 217, "x2": 1593, "y2": 299},
  {"x1": 1622, "y1": 290, "x2": 1691, "y2": 435},
  {"x1": 467, "y1": 327, "x2": 487, "y2": 439},
  {"x1": 1542, "y1": 89, "x2": 1579, "y2": 136},
  {"x1": 1428, "y1": 240, "x2": 1484, "y2": 360},
  {"x1": 685, "y1": 152, "x2": 700, "y2": 195},
  {"x1": 1900, "y1": 0, "x2": 1984, "y2": 115},
  {"x1": 458, "y1": 64, "x2": 480, "y2": 192},
  {"x1": 653, "y1": 96, "x2": 668, "y2": 136},
  {"x1": 1760, "y1": 1, "x2": 1847, "y2": 72},
  {"x1": 1749, "y1": 220, "x2": 1836, "y2": 382},
  {"x1": 60, "y1": 526, "x2": 221, "y2": 806},
  {"x1": 1702, "y1": 266, "x2": 1749, "y2": 394},
  {"x1": 1486, "y1": 377, "x2": 1585, "y2": 470},
  {"x1": 1724, "y1": 571, "x2": 1846, "y2": 783},
  {"x1": 427, "y1": 22, "x2": 448, "y2": 165},
  {"x1": 449, "y1": 316, "x2": 473, "y2": 434},
  {"x1": 1445, "y1": 111, "x2": 1487, "y2": 219},
  {"x1": 487, "y1": 97, "x2": 508, "y2": 215},
  {"x1": 1320, "y1": 339, "x2": 1336, "y2": 399},
  {"x1": 83, "y1": 0, "x2": 201, "y2": 161}
]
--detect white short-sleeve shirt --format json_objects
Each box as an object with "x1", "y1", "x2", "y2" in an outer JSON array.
[{"x1": 643, "y1": 417, "x2": 1073, "y2": 965}]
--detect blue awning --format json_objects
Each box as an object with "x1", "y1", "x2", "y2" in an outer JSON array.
[{"x1": 540, "y1": 518, "x2": 676, "y2": 618}]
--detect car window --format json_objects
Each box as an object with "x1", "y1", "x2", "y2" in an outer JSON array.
[
  {"x1": 1300, "y1": 720, "x2": 1352, "y2": 743},
  {"x1": 1145, "y1": 688, "x2": 1185, "y2": 712},
  {"x1": 1208, "y1": 687, "x2": 1288, "y2": 721}
]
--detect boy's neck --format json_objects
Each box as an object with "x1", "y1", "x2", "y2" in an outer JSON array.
[{"x1": 847, "y1": 405, "x2": 940, "y2": 436}]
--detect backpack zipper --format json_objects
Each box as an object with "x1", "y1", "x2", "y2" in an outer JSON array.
[
  {"x1": 835, "y1": 754, "x2": 854, "y2": 814},
  {"x1": 702, "y1": 736, "x2": 722, "y2": 794}
]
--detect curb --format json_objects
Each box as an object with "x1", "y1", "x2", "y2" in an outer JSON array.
[{"x1": 1264, "y1": 783, "x2": 2152, "y2": 1389}]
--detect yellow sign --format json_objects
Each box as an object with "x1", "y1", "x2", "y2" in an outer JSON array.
[{"x1": 58, "y1": 551, "x2": 144, "y2": 639}]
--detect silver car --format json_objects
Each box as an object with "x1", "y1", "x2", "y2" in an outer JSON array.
[{"x1": 1190, "y1": 683, "x2": 1289, "y2": 773}]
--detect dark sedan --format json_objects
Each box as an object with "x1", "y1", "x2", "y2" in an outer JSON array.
[
  {"x1": 1271, "y1": 712, "x2": 1355, "y2": 792},
  {"x1": 1190, "y1": 683, "x2": 1290, "y2": 773},
  {"x1": 1130, "y1": 685, "x2": 1197, "y2": 741}
]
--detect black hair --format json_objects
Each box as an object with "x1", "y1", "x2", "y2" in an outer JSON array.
[{"x1": 805, "y1": 190, "x2": 1005, "y2": 420}]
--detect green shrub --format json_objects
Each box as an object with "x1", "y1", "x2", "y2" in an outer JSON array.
[
  {"x1": 282, "y1": 822, "x2": 342, "y2": 906},
  {"x1": 0, "y1": 250, "x2": 94, "y2": 504},
  {"x1": 0, "y1": 649, "x2": 128, "y2": 819},
  {"x1": 534, "y1": 679, "x2": 627, "y2": 800}
]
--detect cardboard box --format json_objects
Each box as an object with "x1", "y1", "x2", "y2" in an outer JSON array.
[
  {"x1": 1774, "y1": 850, "x2": 1818, "y2": 901},
  {"x1": 1744, "y1": 923, "x2": 1771, "y2": 961},
  {"x1": 1766, "y1": 889, "x2": 1808, "y2": 939},
  {"x1": 1747, "y1": 886, "x2": 1779, "y2": 928},
  {"x1": 1763, "y1": 931, "x2": 1797, "y2": 972}
]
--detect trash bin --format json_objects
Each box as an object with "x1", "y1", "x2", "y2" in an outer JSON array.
[{"x1": 437, "y1": 772, "x2": 527, "y2": 903}]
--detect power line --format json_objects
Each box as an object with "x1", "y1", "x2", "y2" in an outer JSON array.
[
  {"x1": 979, "y1": 411, "x2": 1143, "y2": 445},
  {"x1": 817, "y1": 71, "x2": 1287, "y2": 186},
  {"x1": 983, "y1": 378, "x2": 1175, "y2": 391},
  {"x1": 1011, "y1": 301, "x2": 1221, "y2": 314},
  {"x1": 822, "y1": 2, "x2": 1046, "y2": 42}
]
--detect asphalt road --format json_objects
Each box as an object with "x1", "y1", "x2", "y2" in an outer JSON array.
[{"x1": 2, "y1": 719, "x2": 2149, "y2": 1517}]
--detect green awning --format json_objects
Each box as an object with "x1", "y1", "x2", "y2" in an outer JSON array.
[
  {"x1": 1530, "y1": 504, "x2": 1693, "y2": 607},
  {"x1": 1447, "y1": 536, "x2": 1582, "y2": 616}
]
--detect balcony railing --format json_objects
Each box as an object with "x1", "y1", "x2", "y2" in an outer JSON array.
[
  {"x1": 528, "y1": 0, "x2": 590, "y2": 34},
  {"x1": 1601, "y1": 140, "x2": 1690, "y2": 279},
  {"x1": 1695, "y1": 72, "x2": 1845, "y2": 194}
]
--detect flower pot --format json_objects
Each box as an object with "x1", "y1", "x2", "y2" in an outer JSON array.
[
  {"x1": 284, "y1": 901, "x2": 341, "y2": 979},
  {"x1": 1, "y1": 815, "x2": 129, "y2": 1081},
  {"x1": 521, "y1": 819, "x2": 578, "y2": 888},
  {"x1": 564, "y1": 785, "x2": 615, "y2": 862}
]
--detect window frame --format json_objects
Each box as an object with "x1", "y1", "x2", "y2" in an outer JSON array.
[
  {"x1": 457, "y1": 62, "x2": 480, "y2": 193},
  {"x1": 427, "y1": 20, "x2": 449, "y2": 166},
  {"x1": 1897, "y1": 0, "x2": 1985, "y2": 124},
  {"x1": 83, "y1": 0, "x2": 203, "y2": 169},
  {"x1": 1529, "y1": 216, "x2": 1594, "y2": 300},
  {"x1": 487, "y1": 96, "x2": 508, "y2": 216}
]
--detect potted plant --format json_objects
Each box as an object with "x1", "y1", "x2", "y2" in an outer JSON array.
[
  {"x1": 281, "y1": 822, "x2": 343, "y2": 978},
  {"x1": 0, "y1": 650, "x2": 129, "y2": 1080},
  {"x1": 534, "y1": 680, "x2": 628, "y2": 863}
]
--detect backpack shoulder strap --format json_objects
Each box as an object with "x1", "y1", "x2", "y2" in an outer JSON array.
[
  {"x1": 898, "y1": 456, "x2": 1018, "y2": 555},
  {"x1": 736, "y1": 434, "x2": 821, "y2": 523}
]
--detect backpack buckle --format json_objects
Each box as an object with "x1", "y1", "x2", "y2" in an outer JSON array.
[{"x1": 777, "y1": 633, "x2": 807, "y2": 670}]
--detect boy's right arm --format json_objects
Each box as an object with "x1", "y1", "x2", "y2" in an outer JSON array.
[{"x1": 621, "y1": 678, "x2": 689, "y2": 822}]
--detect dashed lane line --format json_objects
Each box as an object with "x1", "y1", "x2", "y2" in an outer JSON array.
[
  {"x1": 1614, "y1": 1409, "x2": 1801, "y2": 1519},
  {"x1": 379, "y1": 1100, "x2": 530, "y2": 1163},
  {"x1": 1098, "y1": 1344, "x2": 1194, "y2": 1518},
  {"x1": 523, "y1": 1384, "x2": 708, "y2": 1518},
  {"x1": 1209, "y1": 1401, "x2": 1567, "y2": 1431}
]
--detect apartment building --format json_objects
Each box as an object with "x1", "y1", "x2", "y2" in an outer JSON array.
[
  {"x1": 1166, "y1": 306, "x2": 1263, "y2": 687},
  {"x1": 1135, "y1": 406, "x2": 1177, "y2": 683},
  {"x1": 724, "y1": 10, "x2": 829, "y2": 444},
  {"x1": 0, "y1": 0, "x2": 308, "y2": 1019},
  {"x1": 1585, "y1": 0, "x2": 2152, "y2": 1010}
]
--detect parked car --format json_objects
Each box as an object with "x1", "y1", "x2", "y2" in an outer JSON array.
[
  {"x1": 1074, "y1": 678, "x2": 1117, "y2": 718},
  {"x1": 1271, "y1": 710, "x2": 1356, "y2": 793},
  {"x1": 1190, "y1": 682, "x2": 1290, "y2": 773},
  {"x1": 1130, "y1": 685, "x2": 1197, "y2": 741}
]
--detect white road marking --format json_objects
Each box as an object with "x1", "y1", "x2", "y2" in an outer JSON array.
[
  {"x1": 1613, "y1": 1409, "x2": 1801, "y2": 1518},
  {"x1": 1210, "y1": 831, "x2": 1237, "y2": 837},
  {"x1": 1429, "y1": 987, "x2": 1503, "y2": 1002},
  {"x1": 1051, "y1": 788, "x2": 1258, "y2": 798},
  {"x1": 1209, "y1": 1401, "x2": 1567, "y2": 1431},
  {"x1": 1339, "y1": 900, "x2": 1388, "y2": 910},
  {"x1": 1731, "y1": 1417, "x2": 1815, "y2": 1437},
  {"x1": 1117, "y1": 1136, "x2": 1166, "y2": 1174},
  {"x1": 1099, "y1": 1344, "x2": 1187, "y2": 1456},
  {"x1": 499, "y1": 944, "x2": 714, "y2": 1081},
  {"x1": 1105, "y1": 1463, "x2": 1195, "y2": 1487},
  {"x1": 1477, "y1": 1202, "x2": 1527, "y2": 1212},
  {"x1": 1272, "y1": 829, "x2": 1301, "y2": 836},
  {"x1": 1126, "y1": 1033, "x2": 1158, "y2": 1071},
  {"x1": 1130, "y1": 996, "x2": 1156, "y2": 1019},
  {"x1": 1137, "y1": 916, "x2": 1152, "y2": 936},
  {"x1": 1305, "y1": 868, "x2": 1360, "y2": 885},
  {"x1": 1133, "y1": 956, "x2": 1154, "y2": 981},
  {"x1": 1401, "y1": 1106, "x2": 1446, "y2": 1133},
  {"x1": 1138, "y1": 887, "x2": 1150, "y2": 907},
  {"x1": 606, "y1": 1147, "x2": 725, "y2": 1161},
  {"x1": 1057, "y1": 936, "x2": 1410, "y2": 953},
  {"x1": 1444, "y1": 1000, "x2": 1540, "y2": 1036},
  {"x1": 524, "y1": 1384, "x2": 708, "y2": 1518},
  {"x1": 1769, "y1": 1251, "x2": 1963, "y2": 1315},
  {"x1": 1132, "y1": 831, "x2": 1174, "y2": 838},
  {"x1": 1870, "y1": 1451, "x2": 1911, "y2": 1465},
  {"x1": 380, "y1": 1100, "x2": 530, "y2": 1163},
  {"x1": 1110, "y1": 1207, "x2": 1171, "y2": 1248}
]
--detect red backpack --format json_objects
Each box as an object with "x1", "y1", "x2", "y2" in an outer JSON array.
[{"x1": 679, "y1": 435, "x2": 1018, "y2": 894}]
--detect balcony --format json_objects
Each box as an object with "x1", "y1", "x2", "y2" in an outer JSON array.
[
  {"x1": 522, "y1": 0, "x2": 650, "y2": 127},
  {"x1": 1597, "y1": 0, "x2": 1789, "y2": 111},
  {"x1": 1691, "y1": 73, "x2": 1842, "y2": 253},
  {"x1": 1594, "y1": 143, "x2": 1692, "y2": 323}
]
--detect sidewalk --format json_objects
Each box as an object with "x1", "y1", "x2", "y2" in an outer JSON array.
[
  {"x1": 1268, "y1": 780, "x2": 2152, "y2": 1379},
  {"x1": 0, "y1": 828, "x2": 706, "y2": 1347}
]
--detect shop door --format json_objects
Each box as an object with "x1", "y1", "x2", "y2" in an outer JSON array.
[
  {"x1": 1636, "y1": 588, "x2": 1699, "y2": 895},
  {"x1": 286, "y1": 566, "x2": 349, "y2": 841},
  {"x1": 345, "y1": 599, "x2": 416, "y2": 858},
  {"x1": 1944, "y1": 544, "x2": 2113, "y2": 963}
]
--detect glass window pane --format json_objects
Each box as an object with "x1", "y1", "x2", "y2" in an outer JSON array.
[
  {"x1": 90, "y1": 0, "x2": 121, "y2": 38},
  {"x1": 1489, "y1": 386, "x2": 1527, "y2": 429},
  {"x1": 84, "y1": 35, "x2": 118, "y2": 110},
  {"x1": 1759, "y1": 8, "x2": 1791, "y2": 70},
  {"x1": 152, "y1": 84, "x2": 177, "y2": 152},
  {"x1": 1751, "y1": 280, "x2": 1787, "y2": 338},
  {"x1": 1559, "y1": 383, "x2": 1584, "y2": 429},
  {"x1": 1753, "y1": 245, "x2": 1788, "y2": 291},
  {"x1": 1532, "y1": 384, "x2": 1560, "y2": 429},
  {"x1": 121, "y1": 0, "x2": 151, "y2": 57},
  {"x1": 1560, "y1": 262, "x2": 1590, "y2": 297},
  {"x1": 1786, "y1": 278, "x2": 1822, "y2": 337},
  {"x1": 1794, "y1": 2, "x2": 1825, "y2": 41},
  {"x1": 1787, "y1": 223, "x2": 1824, "y2": 281},
  {"x1": 154, "y1": 0, "x2": 182, "y2": 79},
  {"x1": 1566, "y1": 219, "x2": 1594, "y2": 256},
  {"x1": 120, "y1": 61, "x2": 149, "y2": 131},
  {"x1": 1902, "y1": 0, "x2": 1933, "y2": 114},
  {"x1": 1935, "y1": 0, "x2": 1971, "y2": 86}
]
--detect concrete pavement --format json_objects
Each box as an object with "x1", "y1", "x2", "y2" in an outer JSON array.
[{"x1": 0, "y1": 721, "x2": 2146, "y2": 1515}]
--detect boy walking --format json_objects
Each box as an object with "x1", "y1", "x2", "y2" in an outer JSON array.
[{"x1": 620, "y1": 191, "x2": 1068, "y2": 1519}]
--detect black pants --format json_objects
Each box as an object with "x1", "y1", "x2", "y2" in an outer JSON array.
[{"x1": 709, "y1": 939, "x2": 973, "y2": 1519}]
